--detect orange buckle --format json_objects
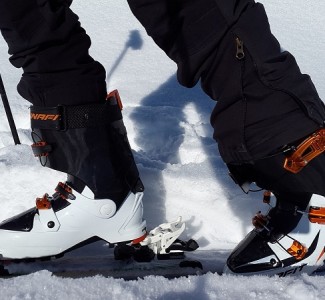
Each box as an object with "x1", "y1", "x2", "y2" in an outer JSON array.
[
  {"x1": 36, "y1": 194, "x2": 52, "y2": 210},
  {"x1": 107, "y1": 89, "x2": 123, "y2": 111},
  {"x1": 287, "y1": 240, "x2": 307, "y2": 260},
  {"x1": 31, "y1": 141, "x2": 51, "y2": 157},
  {"x1": 263, "y1": 190, "x2": 272, "y2": 204},
  {"x1": 55, "y1": 182, "x2": 75, "y2": 200},
  {"x1": 309, "y1": 206, "x2": 325, "y2": 224},
  {"x1": 283, "y1": 128, "x2": 325, "y2": 174},
  {"x1": 252, "y1": 212, "x2": 268, "y2": 229}
]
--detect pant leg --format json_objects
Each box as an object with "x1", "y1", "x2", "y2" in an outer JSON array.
[
  {"x1": 128, "y1": 0, "x2": 325, "y2": 197},
  {"x1": 128, "y1": 0, "x2": 255, "y2": 88},
  {"x1": 0, "y1": 0, "x2": 106, "y2": 106}
]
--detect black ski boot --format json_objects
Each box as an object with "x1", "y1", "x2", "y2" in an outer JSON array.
[{"x1": 225, "y1": 191, "x2": 325, "y2": 276}]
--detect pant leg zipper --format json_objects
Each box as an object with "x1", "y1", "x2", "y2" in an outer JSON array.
[{"x1": 235, "y1": 37, "x2": 245, "y2": 60}]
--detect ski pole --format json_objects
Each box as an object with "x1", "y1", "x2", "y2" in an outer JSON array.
[{"x1": 0, "y1": 74, "x2": 20, "y2": 145}]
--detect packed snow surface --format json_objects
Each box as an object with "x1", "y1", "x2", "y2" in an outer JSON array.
[{"x1": 0, "y1": 0, "x2": 325, "y2": 299}]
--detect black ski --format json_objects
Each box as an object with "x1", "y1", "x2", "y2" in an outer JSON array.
[{"x1": 0, "y1": 241, "x2": 227, "y2": 279}]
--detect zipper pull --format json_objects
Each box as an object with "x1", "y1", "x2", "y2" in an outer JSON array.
[{"x1": 235, "y1": 37, "x2": 245, "y2": 60}]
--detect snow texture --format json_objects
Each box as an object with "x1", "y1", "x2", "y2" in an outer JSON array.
[{"x1": 0, "y1": 0, "x2": 325, "y2": 299}]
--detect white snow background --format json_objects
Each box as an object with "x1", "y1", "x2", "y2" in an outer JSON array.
[{"x1": 0, "y1": 0, "x2": 325, "y2": 299}]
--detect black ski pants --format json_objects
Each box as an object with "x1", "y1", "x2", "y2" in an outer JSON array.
[
  {"x1": 1, "y1": 1, "x2": 325, "y2": 200},
  {"x1": 0, "y1": 0, "x2": 107, "y2": 107},
  {"x1": 128, "y1": 0, "x2": 325, "y2": 199}
]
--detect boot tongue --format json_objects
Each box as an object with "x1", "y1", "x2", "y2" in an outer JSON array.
[
  {"x1": 66, "y1": 174, "x2": 86, "y2": 195},
  {"x1": 266, "y1": 203, "x2": 303, "y2": 239},
  {"x1": 79, "y1": 185, "x2": 95, "y2": 199}
]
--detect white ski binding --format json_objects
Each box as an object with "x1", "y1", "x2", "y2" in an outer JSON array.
[
  {"x1": 114, "y1": 217, "x2": 199, "y2": 262},
  {"x1": 141, "y1": 217, "x2": 185, "y2": 255}
]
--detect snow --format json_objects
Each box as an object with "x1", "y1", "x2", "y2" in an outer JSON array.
[
  {"x1": 0, "y1": 0, "x2": 325, "y2": 299},
  {"x1": 1, "y1": 271, "x2": 325, "y2": 300}
]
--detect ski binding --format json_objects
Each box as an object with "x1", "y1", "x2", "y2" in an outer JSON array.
[{"x1": 114, "y1": 217, "x2": 199, "y2": 262}]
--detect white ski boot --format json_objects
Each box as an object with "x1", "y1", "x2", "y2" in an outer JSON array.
[
  {"x1": 0, "y1": 182, "x2": 146, "y2": 259},
  {"x1": 224, "y1": 193, "x2": 325, "y2": 276},
  {"x1": 0, "y1": 90, "x2": 149, "y2": 260}
]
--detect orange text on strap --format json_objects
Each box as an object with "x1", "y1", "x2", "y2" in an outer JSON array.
[{"x1": 31, "y1": 113, "x2": 60, "y2": 121}]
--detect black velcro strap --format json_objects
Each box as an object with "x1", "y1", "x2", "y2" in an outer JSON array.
[{"x1": 30, "y1": 98, "x2": 122, "y2": 131}]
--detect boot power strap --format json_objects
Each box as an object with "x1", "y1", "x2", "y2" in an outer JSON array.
[
  {"x1": 283, "y1": 128, "x2": 325, "y2": 173},
  {"x1": 30, "y1": 97, "x2": 122, "y2": 131}
]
